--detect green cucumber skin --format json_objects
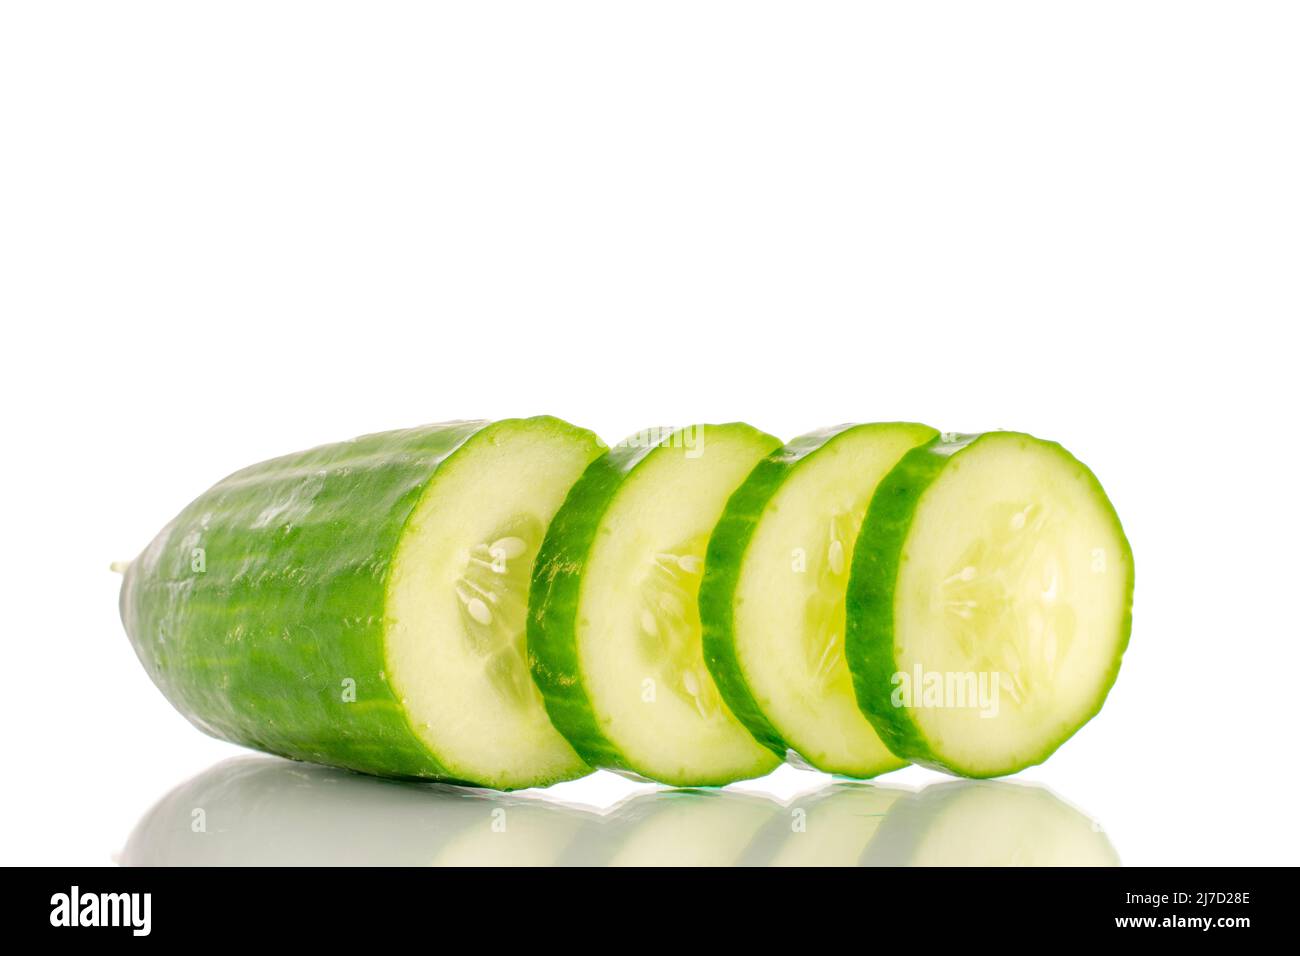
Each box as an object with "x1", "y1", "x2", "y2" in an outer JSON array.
[
  {"x1": 120, "y1": 418, "x2": 592, "y2": 785},
  {"x1": 845, "y1": 432, "x2": 1136, "y2": 778},
  {"x1": 527, "y1": 423, "x2": 782, "y2": 784},
  {"x1": 700, "y1": 422, "x2": 936, "y2": 773}
]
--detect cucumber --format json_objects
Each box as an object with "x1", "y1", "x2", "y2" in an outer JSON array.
[
  {"x1": 121, "y1": 756, "x2": 592, "y2": 866},
  {"x1": 861, "y1": 780, "x2": 1120, "y2": 866},
  {"x1": 847, "y1": 431, "x2": 1134, "y2": 777},
  {"x1": 528, "y1": 423, "x2": 785, "y2": 786},
  {"x1": 119, "y1": 417, "x2": 605, "y2": 789},
  {"x1": 700, "y1": 422, "x2": 938, "y2": 776}
]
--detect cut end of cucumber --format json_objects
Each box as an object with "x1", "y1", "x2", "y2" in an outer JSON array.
[
  {"x1": 385, "y1": 417, "x2": 605, "y2": 789},
  {"x1": 850, "y1": 431, "x2": 1133, "y2": 778}
]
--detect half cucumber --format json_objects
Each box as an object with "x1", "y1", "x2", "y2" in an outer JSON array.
[
  {"x1": 119, "y1": 417, "x2": 605, "y2": 788},
  {"x1": 528, "y1": 423, "x2": 785, "y2": 786},
  {"x1": 700, "y1": 422, "x2": 937, "y2": 776},
  {"x1": 847, "y1": 431, "x2": 1134, "y2": 777}
]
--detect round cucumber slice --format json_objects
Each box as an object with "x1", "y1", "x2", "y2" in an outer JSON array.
[
  {"x1": 861, "y1": 780, "x2": 1120, "y2": 866},
  {"x1": 700, "y1": 422, "x2": 938, "y2": 776},
  {"x1": 119, "y1": 416, "x2": 605, "y2": 789},
  {"x1": 121, "y1": 756, "x2": 593, "y2": 866},
  {"x1": 528, "y1": 423, "x2": 785, "y2": 786},
  {"x1": 846, "y1": 431, "x2": 1134, "y2": 777}
]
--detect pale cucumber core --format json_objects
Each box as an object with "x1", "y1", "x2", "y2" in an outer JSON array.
[{"x1": 895, "y1": 434, "x2": 1131, "y2": 773}]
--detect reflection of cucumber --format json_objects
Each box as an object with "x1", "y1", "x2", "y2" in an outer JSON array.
[
  {"x1": 701, "y1": 423, "x2": 936, "y2": 776},
  {"x1": 862, "y1": 780, "x2": 1119, "y2": 866},
  {"x1": 570, "y1": 790, "x2": 781, "y2": 867},
  {"x1": 121, "y1": 757, "x2": 592, "y2": 866},
  {"x1": 847, "y1": 432, "x2": 1133, "y2": 777},
  {"x1": 757, "y1": 783, "x2": 912, "y2": 867},
  {"x1": 119, "y1": 418, "x2": 604, "y2": 788},
  {"x1": 529, "y1": 424, "x2": 784, "y2": 786}
]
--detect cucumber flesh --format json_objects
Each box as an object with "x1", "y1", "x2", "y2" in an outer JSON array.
[
  {"x1": 847, "y1": 431, "x2": 1133, "y2": 777},
  {"x1": 701, "y1": 422, "x2": 937, "y2": 776},
  {"x1": 120, "y1": 417, "x2": 605, "y2": 788},
  {"x1": 529, "y1": 424, "x2": 785, "y2": 786}
]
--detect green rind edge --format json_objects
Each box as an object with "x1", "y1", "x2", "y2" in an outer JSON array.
[{"x1": 845, "y1": 431, "x2": 1135, "y2": 778}]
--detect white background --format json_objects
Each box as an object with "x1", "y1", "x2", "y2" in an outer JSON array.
[{"x1": 2, "y1": 2, "x2": 1297, "y2": 865}]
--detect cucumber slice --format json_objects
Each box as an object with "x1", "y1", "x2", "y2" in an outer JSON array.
[
  {"x1": 847, "y1": 431, "x2": 1134, "y2": 777},
  {"x1": 701, "y1": 422, "x2": 938, "y2": 776},
  {"x1": 119, "y1": 417, "x2": 605, "y2": 788},
  {"x1": 121, "y1": 757, "x2": 592, "y2": 866},
  {"x1": 529, "y1": 423, "x2": 785, "y2": 786},
  {"x1": 861, "y1": 780, "x2": 1120, "y2": 866}
]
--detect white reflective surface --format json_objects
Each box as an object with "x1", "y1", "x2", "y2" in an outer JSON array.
[
  {"x1": 4, "y1": 2, "x2": 1300, "y2": 868},
  {"x1": 120, "y1": 756, "x2": 1118, "y2": 866}
]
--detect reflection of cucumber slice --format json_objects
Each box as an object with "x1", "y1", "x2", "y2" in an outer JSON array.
[
  {"x1": 701, "y1": 423, "x2": 937, "y2": 776},
  {"x1": 121, "y1": 757, "x2": 592, "y2": 866},
  {"x1": 570, "y1": 790, "x2": 781, "y2": 867},
  {"x1": 759, "y1": 783, "x2": 912, "y2": 866},
  {"x1": 529, "y1": 424, "x2": 784, "y2": 786},
  {"x1": 847, "y1": 432, "x2": 1134, "y2": 777},
  {"x1": 119, "y1": 417, "x2": 604, "y2": 788},
  {"x1": 862, "y1": 780, "x2": 1119, "y2": 866}
]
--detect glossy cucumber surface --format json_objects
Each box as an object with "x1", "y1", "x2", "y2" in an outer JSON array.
[{"x1": 120, "y1": 417, "x2": 603, "y2": 787}]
